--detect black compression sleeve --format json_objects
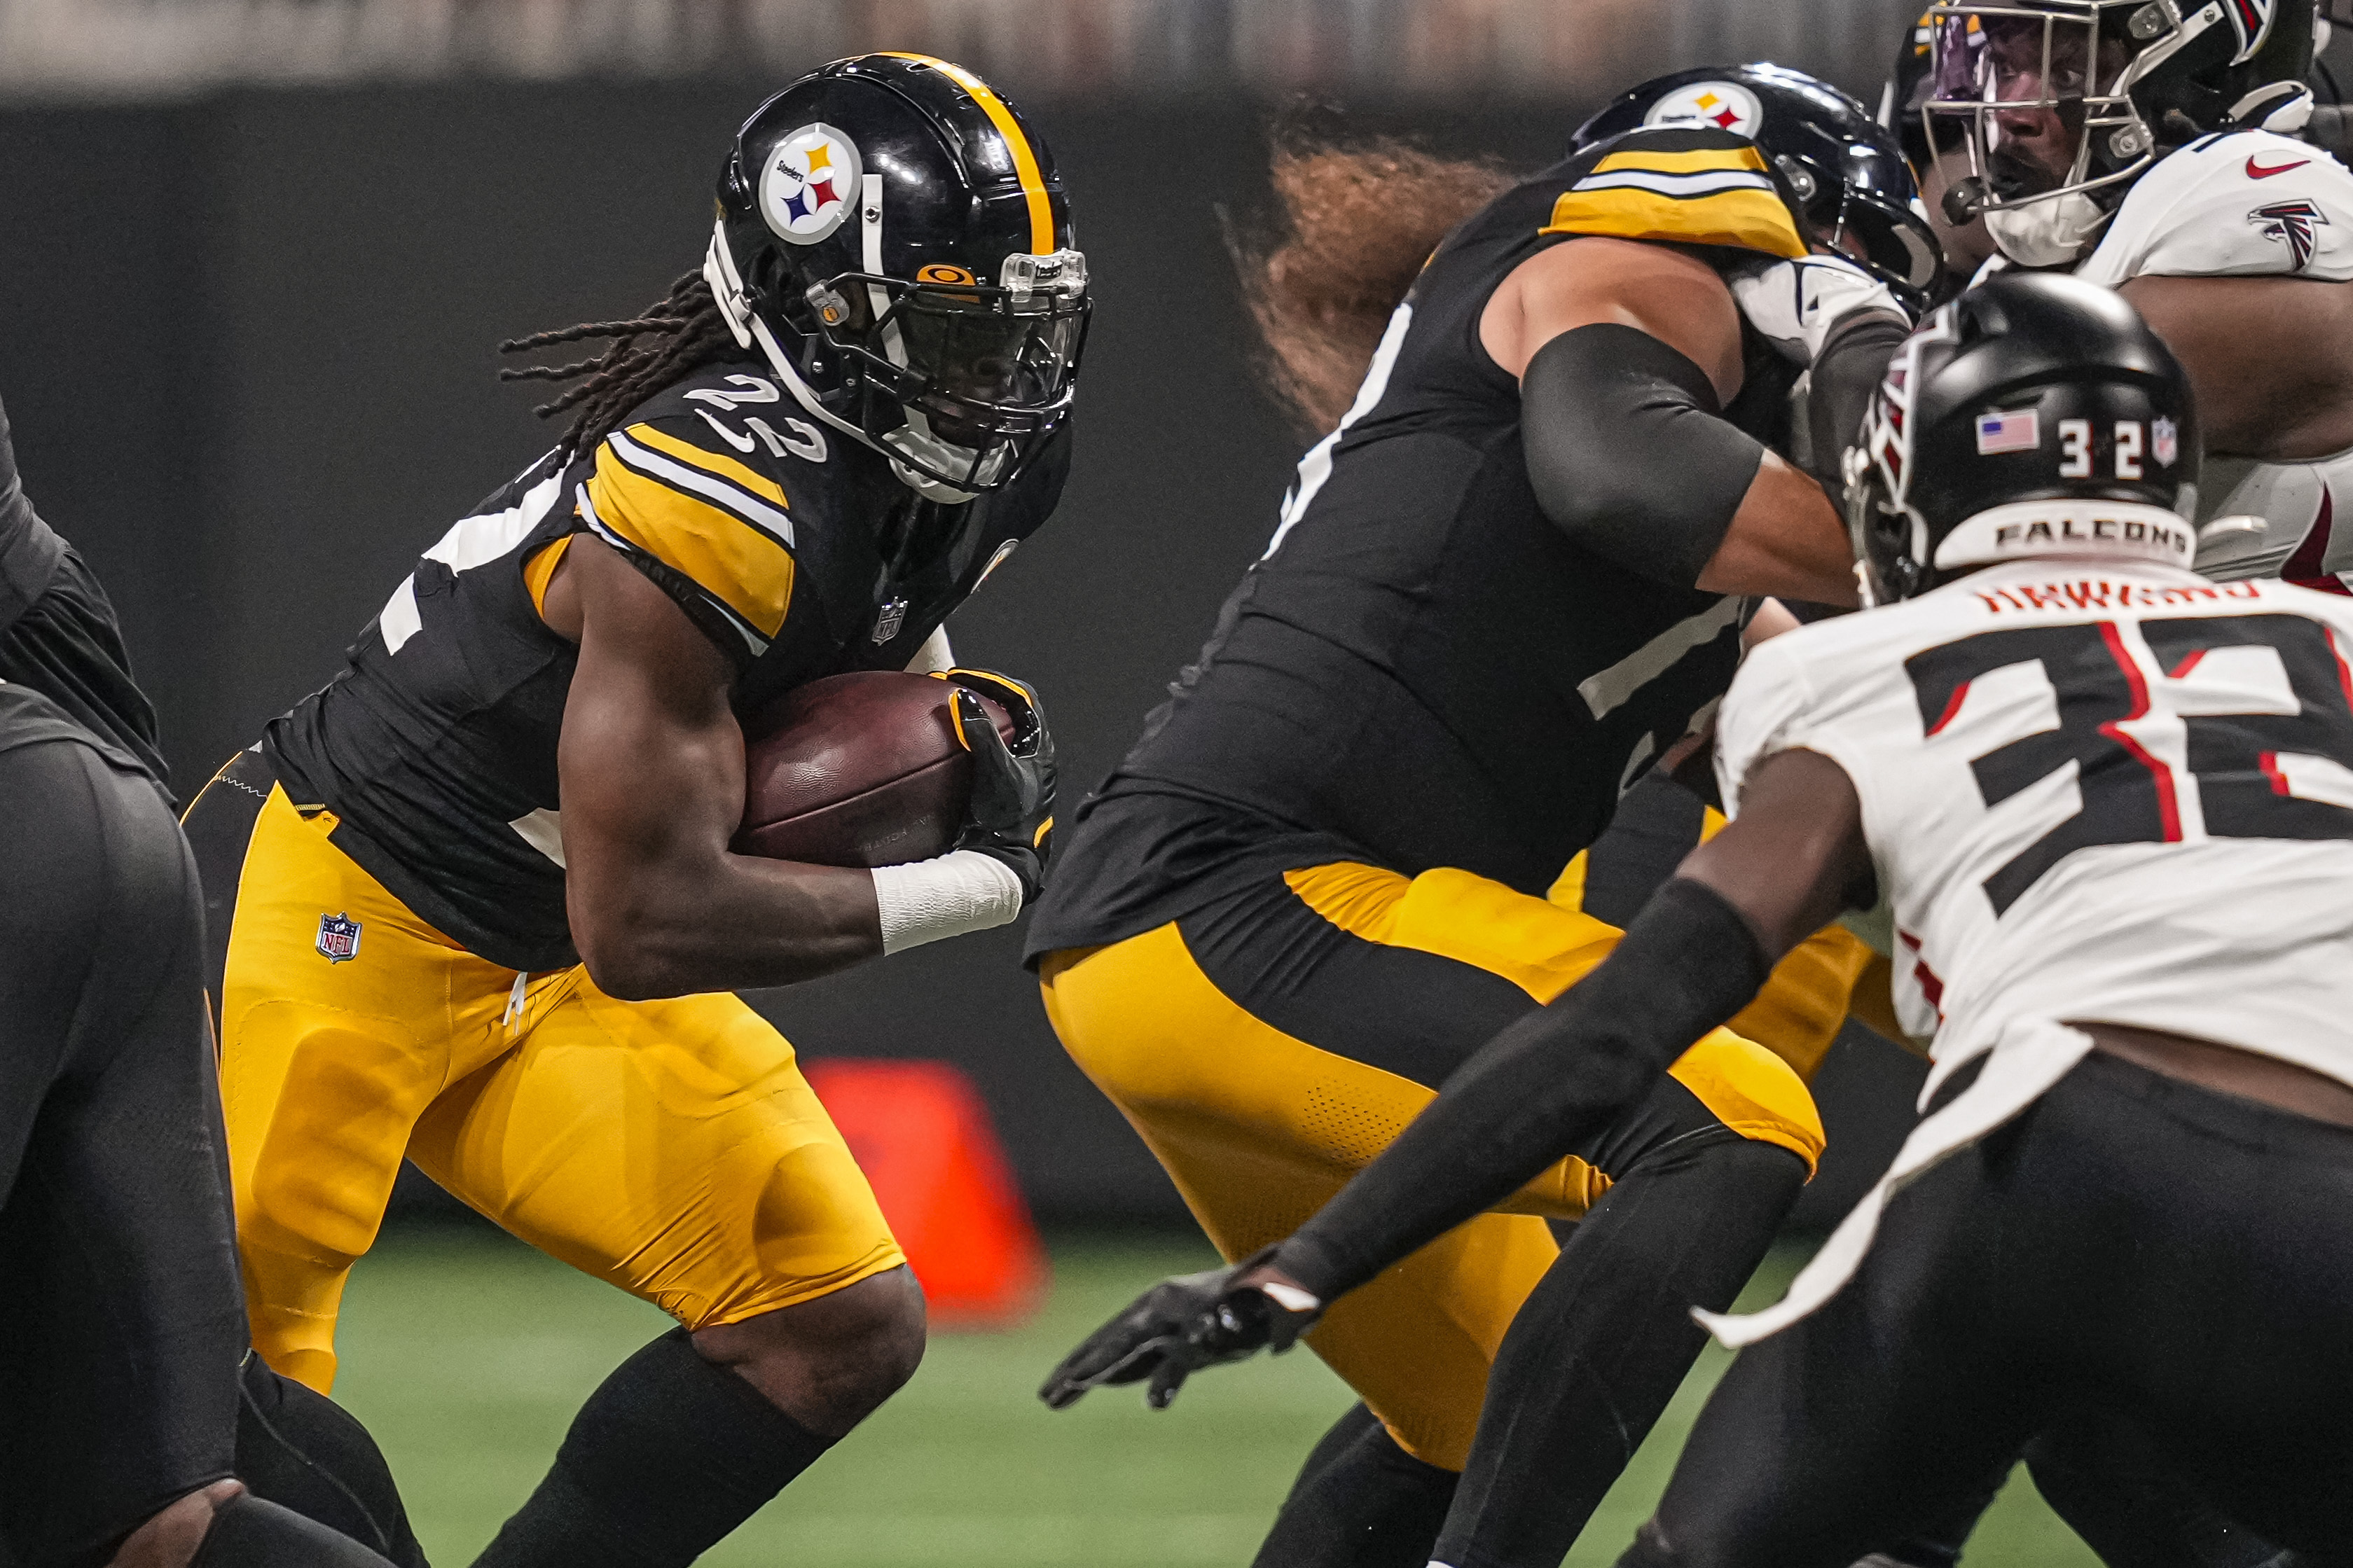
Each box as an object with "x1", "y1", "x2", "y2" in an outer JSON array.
[
  {"x1": 1521, "y1": 324, "x2": 1767, "y2": 588},
  {"x1": 1273, "y1": 877, "x2": 1773, "y2": 1303},
  {"x1": 1805, "y1": 309, "x2": 1910, "y2": 490}
]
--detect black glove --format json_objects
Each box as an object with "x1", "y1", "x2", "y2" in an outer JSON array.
[
  {"x1": 942, "y1": 668, "x2": 1056, "y2": 901},
  {"x1": 1038, "y1": 1251, "x2": 1323, "y2": 1412}
]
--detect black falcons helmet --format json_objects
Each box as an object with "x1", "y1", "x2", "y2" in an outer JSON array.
[
  {"x1": 1844, "y1": 271, "x2": 2197, "y2": 603},
  {"x1": 705, "y1": 54, "x2": 1089, "y2": 499},
  {"x1": 1574, "y1": 63, "x2": 1945, "y2": 312}
]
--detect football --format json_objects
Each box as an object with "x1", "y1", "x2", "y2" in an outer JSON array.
[{"x1": 734, "y1": 671, "x2": 1014, "y2": 868}]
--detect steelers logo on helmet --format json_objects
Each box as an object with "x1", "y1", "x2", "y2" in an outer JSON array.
[
  {"x1": 1642, "y1": 80, "x2": 1764, "y2": 137},
  {"x1": 759, "y1": 123, "x2": 862, "y2": 245}
]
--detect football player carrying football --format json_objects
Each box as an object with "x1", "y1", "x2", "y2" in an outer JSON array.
[
  {"x1": 177, "y1": 55, "x2": 1072, "y2": 1567},
  {"x1": 1111, "y1": 271, "x2": 2353, "y2": 1568},
  {"x1": 1035, "y1": 67, "x2": 1938, "y2": 1568}
]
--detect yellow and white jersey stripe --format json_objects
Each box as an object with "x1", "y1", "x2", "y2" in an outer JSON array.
[
  {"x1": 581, "y1": 412, "x2": 801, "y2": 653},
  {"x1": 265, "y1": 351, "x2": 1073, "y2": 976},
  {"x1": 1540, "y1": 127, "x2": 1808, "y2": 261}
]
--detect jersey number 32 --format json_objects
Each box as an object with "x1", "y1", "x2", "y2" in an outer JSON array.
[{"x1": 1906, "y1": 613, "x2": 2353, "y2": 914}]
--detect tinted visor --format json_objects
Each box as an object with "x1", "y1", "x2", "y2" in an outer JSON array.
[
  {"x1": 815, "y1": 270, "x2": 1091, "y2": 491},
  {"x1": 1819, "y1": 188, "x2": 1947, "y2": 302},
  {"x1": 1786, "y1": 141, "x2": 1946, "y2": 304},
  {"x1": 897, "y1": 293, "x2": 1087, "y2": 424}
]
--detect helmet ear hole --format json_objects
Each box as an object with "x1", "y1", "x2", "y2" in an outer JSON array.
[{"x1": 1872, "y1": 508, "x2": 1917, "y2": 589}]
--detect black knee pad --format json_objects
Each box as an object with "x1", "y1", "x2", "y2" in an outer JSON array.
[
  {"x1": 234, "y1": 1357, "x2": 427, "y2": 1567},
  {"x1": 191, "y1": 1492, "x2": 396, "y2": 1567}
]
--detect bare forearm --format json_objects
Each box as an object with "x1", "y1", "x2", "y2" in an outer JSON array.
[
  {"x1": 1697, "y1": 454, "x2": 1858, "y2": 606},
  {"x1": 570, "y1": 854, "x2": 883, "y2": 999},
  {"x1": 2121, "y1": 275, "x2": 2353, "y2": 460},
  {"x1": 552, "y1": 534, "x2": 892, "y2": 998}
]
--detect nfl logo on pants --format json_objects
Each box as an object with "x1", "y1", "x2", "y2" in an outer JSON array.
[{"x1": 316, "y1": 912, "x2": 362, "y2": 964}]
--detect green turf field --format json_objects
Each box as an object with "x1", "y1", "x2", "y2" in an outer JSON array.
[{"x1": 335, "y1": 1227, "x2": 2098, "y2": 1568}]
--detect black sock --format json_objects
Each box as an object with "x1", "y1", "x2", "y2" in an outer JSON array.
[
  {"x1": 235, "y1": 1354, "x2": 428, "y2": 1568},
  {"x1": 1433, "y1": 1135, "x2": 1807, "y2": 1568},
  {"x1": 193, "y1": 1492, "x2": 400, "y2": 1567},
  {"x1": 1251, "y1": 1415, "x2": 1458, "y2": 1568},
  {"x1": 471, "y1": 1328, "x2": 834, "y2": 1568}
]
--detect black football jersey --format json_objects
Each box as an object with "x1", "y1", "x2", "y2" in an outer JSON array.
[
  {"x1": 0, "y1": 401, "x2": 169, "y2": 790},
  {"x1": 1028, "y1": 127, "x2": 1808, "y2": 959},
  {"x1": 266, "y1": 356, "x2": 1068, "y2": 972}
]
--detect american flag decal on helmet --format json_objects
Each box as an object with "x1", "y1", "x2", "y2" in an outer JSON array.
[
  {"x1": 1975, "y1": 408, "x2": 2040, "y2": 455},
  {"x1": 2250, "y1": 198, "x2": 2328, "y2": 270}
]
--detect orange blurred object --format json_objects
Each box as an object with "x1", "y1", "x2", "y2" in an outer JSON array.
[{"x1": 802, "y1": 1058, "x2": 1049, "y2": 1327}]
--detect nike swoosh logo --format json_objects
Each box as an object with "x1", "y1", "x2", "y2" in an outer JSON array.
[{"x1": 2248, "y1": 155, "x2": 2311, "y2": 179}]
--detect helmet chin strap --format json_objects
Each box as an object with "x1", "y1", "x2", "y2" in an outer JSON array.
[
  {"x1": 1985, "y1": 187, "x2": 2113, "y2": 267},
  {"x1": 703, "y1": 223, "x2": 981, "y2": 503},
  {"x1": 883, "y1": 409, "x2": 1000, "y2": 502}
]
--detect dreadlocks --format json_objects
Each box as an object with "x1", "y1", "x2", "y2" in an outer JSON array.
[
  {"x1": 498, "y1": 268, "x2": 747, "y2": 459},
  {"x1": 1229, "y1": 126, "x2": 1517, "y2": 435}
]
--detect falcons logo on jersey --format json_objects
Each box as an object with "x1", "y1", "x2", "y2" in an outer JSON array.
[{"x1": 2249, "y1": 199, "x2": 2329, "y2": 270}]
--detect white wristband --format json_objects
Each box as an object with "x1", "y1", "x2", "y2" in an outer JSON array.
[{"x1": 870, "y1": 849, "x2": 1024, "y2": 956}]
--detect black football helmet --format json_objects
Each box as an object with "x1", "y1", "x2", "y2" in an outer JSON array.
[
  {"x1": 1884, "y1": 9, "x2": 1963, "y2": 175},
  {"x1": 1844, "y1": 271, "x2": 2197, "y2": 602},
  {"x1": 705, "y1": 54, "x2": 1089, "y2": 500},
  {"x1": 1574, "y1": 63, "x2": 1945, "y2": 312},
  {"x1": 1921, "y1": 0, "x2": 2320, "y2": 264}
]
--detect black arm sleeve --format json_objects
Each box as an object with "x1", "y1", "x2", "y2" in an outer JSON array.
[
  {"x1": 1521, "y1": 324, "x2": 1767, "y2": 588},
  {"x1": 1805, "y1": 308, "x2": 1910, "y2": 491},
  {"x1": 1271, "y1": 877, "x2": 1772, "y2": 1303}
]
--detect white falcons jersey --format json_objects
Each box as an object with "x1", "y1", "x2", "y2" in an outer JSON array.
[
  {"x1": 1720, "y1": 558, "x2": 2353, "y2": 1067},
  {"x1": 2078, "y1": 130, "x2": 2353, "y2": 593},
  {"x1": 1704, "y1": 559, "x2": 2353, "y2": 1347}
]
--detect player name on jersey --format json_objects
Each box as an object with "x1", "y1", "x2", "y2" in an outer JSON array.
[{"x1": 1704, "y1": 558, "x2": 2353, "y2": 1345}]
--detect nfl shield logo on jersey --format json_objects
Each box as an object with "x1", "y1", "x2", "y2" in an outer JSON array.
[
  {"x1": 2153, "y1": 417, "x2": 2179, "y2": 469},
  {"x1": 316, "y1": 912, "x2": 362, "y2": 964}
]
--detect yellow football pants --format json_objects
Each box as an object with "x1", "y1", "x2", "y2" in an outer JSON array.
[
  {"x1": 208, "y1": 779, "x2": 904, "y2": 1394},
  {"x1": 1040, "y1": 855, "x2": 1861, "y2": 1471}
]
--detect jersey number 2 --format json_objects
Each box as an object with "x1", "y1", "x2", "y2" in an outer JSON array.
[{"x1": 1904, "y1": 613, "x2": 2353, "y2": 914}]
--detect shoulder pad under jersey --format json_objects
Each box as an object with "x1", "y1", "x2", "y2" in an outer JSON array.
[
  {"x1": 2076, "y1": 131, "x2": 2353, "y2": 286},
  {"x1": 1539, "y1": 127, "x2": 1811, "y2": 262},
  {"x1": 575, "y1": 362, "x2": 836, "y2": 659}
]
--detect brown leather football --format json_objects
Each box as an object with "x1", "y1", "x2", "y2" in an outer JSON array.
[{"x1": 734, "y1": 671, "x2": 1013, "y2": 868}]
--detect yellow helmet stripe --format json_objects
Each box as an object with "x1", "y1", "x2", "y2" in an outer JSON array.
[{"x1": 880, "y1": 53, "x2": 1054, "y2": 256}]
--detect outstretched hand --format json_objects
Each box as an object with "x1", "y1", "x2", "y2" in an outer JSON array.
[{"x1": 1039, "y1": 1256, "x2": 1322, "y2": 1411}]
